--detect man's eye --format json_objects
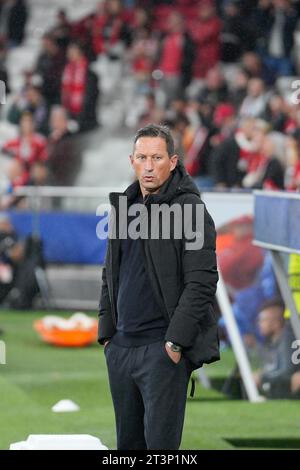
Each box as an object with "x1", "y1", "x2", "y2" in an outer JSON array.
[{"x1": 153, "y1": 156, "x2": 162, "y2": 161}]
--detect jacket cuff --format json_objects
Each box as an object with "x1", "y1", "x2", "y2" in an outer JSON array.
[
  {"x1": 165, "y1": 315, "x2": 197, "y2": 348},
  {"x1": 98, "y1": 337, "x2": 111, "y2": 346},
  {"x1": 98, "y1": 315, "x2": 116, "y2": 345}
]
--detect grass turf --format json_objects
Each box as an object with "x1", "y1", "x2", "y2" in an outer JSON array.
[{"x1": 1, "y1": 310, "x2": 300, "y2": 450}]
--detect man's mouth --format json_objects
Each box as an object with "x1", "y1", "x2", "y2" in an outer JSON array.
[{"x1": 143, "y1": 176, "x2": 155, "y2": 181}]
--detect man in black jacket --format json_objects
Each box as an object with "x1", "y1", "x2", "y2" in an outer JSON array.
[
  {"x1": 254, "y1": 298, "x2": 300, "y2": 398},
  {"x1": 0, "y1": 0, "x2": 28, "y2": 46},
  {"x1": 98, "y1": 124, "x2": 219, "y2": 450},
  {"x1": 253, "y1": 0, "x2": 298, "y2": 77}
]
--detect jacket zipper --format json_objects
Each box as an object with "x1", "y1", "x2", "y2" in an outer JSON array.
[
  {"x1": 107, "y1": 192, "x2": 123, "y2": 328},
  {"x1": 141, "y1": 196, "x2": 171, "y2": 323},
  {"x1": 145, "y1": 240, "x2": 170, "y2": 323}
]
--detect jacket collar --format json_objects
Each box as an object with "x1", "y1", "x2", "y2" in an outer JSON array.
[{"x1": 109, "y1": 159, "x2": 200, "y2": 207}]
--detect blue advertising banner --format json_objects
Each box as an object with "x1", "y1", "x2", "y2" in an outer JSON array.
[
  {"x1": 254, "y1": 191, "x2": 300, "y2": 254},
  {"x1": 8, "y1": 211, "x2": 107, "y2": 265}
]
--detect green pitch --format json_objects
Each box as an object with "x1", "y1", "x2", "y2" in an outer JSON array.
[{"x1": 0, "y1": 310, "x2": 300, "y2": 450}]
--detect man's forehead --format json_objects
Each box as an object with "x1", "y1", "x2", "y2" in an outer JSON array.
[
  {"x1": 259, "y1": 312, "x2": 272, "y2": 320},
  {"x1": 259, "y1": 308, "x2": 280, "y2": 319},
  {"x1": 133, "y1": 136, "x2": 168, "y2": 154}
]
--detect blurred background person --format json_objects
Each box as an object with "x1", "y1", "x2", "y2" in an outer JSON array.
[
  {"x1": 2, "y1": 111, "x2": 48, "y2": 185},
  {"x1": 189, "y1": 0, "x2": 221, "y2": 86},
  {"x1": 47, "y1": 105, "x2": 81, "y2": 186},
  {"x1": 254, "y1": 298, "x2": 300, "y2": 399},
  {"x1": 61, "y1": 41, "x2": 99, "y2": 132},
  {"x1": 0, "y1": 0, "x2": 28, "y2": 47},
  {"x1": 7, "y1": 84, "x2": 49, "y2": 135},
  {"x1": 0, "y1": 215, "x2": 23, "y2": 304},
  {"x1": 35, "y1": 34, "x2": 66, "y2": 107},
  {"x1": 156, "y1": 11, "x2": 195, "y2": 108}
]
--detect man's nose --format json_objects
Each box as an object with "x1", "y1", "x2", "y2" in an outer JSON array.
[{"x1": 144, "y1": 158, "x2": 154, "y2": 172}]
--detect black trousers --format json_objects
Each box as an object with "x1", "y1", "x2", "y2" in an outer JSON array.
[{"x1": 104, "y1": 339, "x2": 193, "y2": 450}]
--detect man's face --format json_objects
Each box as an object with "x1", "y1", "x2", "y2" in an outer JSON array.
[
  {"x1": 67, "y1": 45, "x2": 81, "y2": 62},
  {"x1": 130, "y1": 137, "x2": 178, "y2": 196},
  {"x1": 273, "y1": 0, "x2": 289, "y2": 10},
  {"x1": 258, "y1": 310, "x2": 273, "y2": 337},
  {"x1": 50, "y1": 109, "x2": 68, "y2": 133},
  {"x1": 258, "y1": 307, "x2": 283, "y2": 337},
  {"x1": 248, "y1": 78, "x2": 264, "y2": 97},
  {"x1": 167, "y1": 13, "x2": 183, "y2": 33},
  {"x1": 20, "y1": 115, "x2": 34, "y2": 136},
  {"x1": 198, "y1": 4, "x2": 215, "y2": 21}
]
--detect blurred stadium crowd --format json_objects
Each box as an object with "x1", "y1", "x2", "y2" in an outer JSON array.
[
  {"x1": 0, "y1": 0, "x2": 300, "y2": 400},
  {"x1": 0, "y1": 0, "x2": 300, "y2": 207}
]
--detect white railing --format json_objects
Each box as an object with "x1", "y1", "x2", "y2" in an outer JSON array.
[
  {"x1": 13, "y1": 185, "x2": 121, "y2": 199},
  {"x1": 8, "y1": 186, "x2": 255, "y2": 221},
  {"x1": 10, "y1": 185, "x2": 128, "y2": 212}
]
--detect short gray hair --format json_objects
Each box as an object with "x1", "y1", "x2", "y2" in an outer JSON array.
[{"x1": 134, "y1": 124, "x2": 175, "y2": 156}]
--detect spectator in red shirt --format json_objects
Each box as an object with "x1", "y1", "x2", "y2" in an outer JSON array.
[
  {"x1": 212, "y1": 117, "x2": 257, "y2": 188},
  {"x1": 190, "y1": 0, "x2": 221, "y2": 80},
  {"x1": 61, "y1": 41, "x2": 88, "y2": 118},
  {"x1": 129, "y1": 8, "x2": 157, "y2": 83},
  {"x1": 92, "y1": 0, "x2": 131, "y2": 58},
  {"x1": 61, "y1": 41, "x2": 99, "y2": 131},
  {"x1": 158, "y1": 11, "x2": 195, "y2": 107},
  {"x1": 243, "y1": 133, "x2": 285, "y2": 190},
  {"x1": 285, "y1": 132, "x2": 300, "y2": 191},
  {"x1": 2, "y1": 111, "x2": 48, "y2": 184},
  {"x1": 129, "y1": 26, "x2": 157, "y2": 83},
  {"x1": 289, "y1": 158, "x2": 300, "y2": 191}
]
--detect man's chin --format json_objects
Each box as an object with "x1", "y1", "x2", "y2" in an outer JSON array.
[{"x1": 142, "y1": 182, "x2": 159, "y2": 193}]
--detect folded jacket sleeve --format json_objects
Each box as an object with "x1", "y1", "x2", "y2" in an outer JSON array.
[
  {"x1": 165, "y1": 195, "x2": 219, "y2": 348},
  {"x1": 98, "y1": 263, "x2": 116, "y2": 345}
]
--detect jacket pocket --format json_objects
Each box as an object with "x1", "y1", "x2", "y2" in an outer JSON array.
[
  {"x1": 162, "y1": 342, "x2": 182, "y2": 365},
  {"x1": 184, "y1": 321, "x2": 220, "y2": 370},
  {"x1": 104, "y1": 341, "x2": 113, "y2": 356}
]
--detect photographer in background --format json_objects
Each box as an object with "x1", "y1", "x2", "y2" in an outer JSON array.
[
  {"x1": 0, "y1": 215, "x2": 23, "y2": 304},
  {"x1": 0, "y1": 214, "x2": 45, "y2": 309}
]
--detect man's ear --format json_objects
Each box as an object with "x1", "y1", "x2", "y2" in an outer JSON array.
[
  {"x1": 170, "y1": 154, "x2": 178, "y2": 171},
  {"x1": 129, "y1": 154, "x2": 134, "y2": 166}
]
